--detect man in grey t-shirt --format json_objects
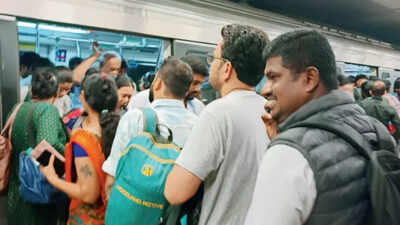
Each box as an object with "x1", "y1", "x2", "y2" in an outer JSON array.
[{"x1": 164, "y1": 24, "x2": 270, "y2": 225}]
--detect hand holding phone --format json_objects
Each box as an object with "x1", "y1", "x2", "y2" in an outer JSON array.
[
  {"x1": 91, "y1": 41, "x2": 102, "y2": 58},
  {"x1": 36, "y1": 151, "x2": 65, "y2": 177},
  {"x1": 39, "y1": 154, "x2": 60, "y2": 183},
  {"x1": 31, "y1": 140, "x2": 65, "y2": 177},
  {"x1": 262, "y1": 100, "x2": 278, "y2": 139}
]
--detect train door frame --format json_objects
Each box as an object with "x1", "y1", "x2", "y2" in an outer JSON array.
[{"x1": 0, "y1": 15, "x2": 19, "y2": 129}]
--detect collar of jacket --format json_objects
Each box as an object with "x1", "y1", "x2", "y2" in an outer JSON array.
[
  {"x1": 371, "y1": 96, "x2": 383, "y2": 101},
  {"x1": 278, "y1": 90, "x2": 356, "y2": 132}
]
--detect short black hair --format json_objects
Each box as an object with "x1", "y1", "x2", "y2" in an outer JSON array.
[
  {"x1": 361, "y1": 80, "x2": 373, "y2": 98},
  {"x1": 115, "y1": 75, "x2": 133, "y2": 89},
  {"x1": 20, "y1": 51, "x2": 41, "y2": 68},
  {"x1": 158, "y1": 56, "x2": 193, "y2": 98},
  {"x1": 369, "y1": 76, "x2": 378, "y2": 81},
  {"x1": 371, "y1": 80, "x2": 386, "y2": 96},
  {"x1": 31, "y1": 67, "x2": 58, "y2": 99},
  {"x1": 355, "y1": 74, "x2": 368, "y2": 83},
  {"x1": 221, "y1": 24, "x2": 269, "y2": 86},
  {"x1": 57, "y1": 69, "x2": 73, "y2": 84},
  {"x1": 141, "y1": 72, "x2": 155, "y2": 89},
  {"x1": 394, "y1": 79, "x2": 400, "y2": 90},
  {"x1": 55, "y1": 66, "x2": 69, "y2": 71},
  {"x1": 337, "y1": 74, "x2": 353, "y2": 86},
  {"x1": 81, "y1": 74, "x2": 118, "y2": 113},
  {"x1": 100, "y1": 112, "x2": 120, "y2": 158},
  {"x1": 348, "y1": 75, "x2": 356, "y2": 84},
  {"x1": 121, "y1": 59, "x2": 128, "y2": 71},
  {"x1": 68, "y1": 57, "x2": 83, "y2": 70},
  {"x1": 383, "y1": 79, "x2": 391, "y2": 92},
  {"x1": 180, "y1": 55, "x2": 209, "y2": 77},
  {"x1": 263, "y1": 30, "x2": 338, "y2": 90},
  {"x1": 33, "y1": 57, "x2": 54, "y2": 70}
]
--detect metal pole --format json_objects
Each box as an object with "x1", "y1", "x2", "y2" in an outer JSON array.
[
  {"x1": 76, "y1": 40, "x2": 81, "y2": 57},
  {"x1": 35, "y1": 23, "x2": 40, "y2": 54}
]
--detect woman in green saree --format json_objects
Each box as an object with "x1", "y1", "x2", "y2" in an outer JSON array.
[{"x1": 8, "y1": 67, "x2": 68, "y2": 225}]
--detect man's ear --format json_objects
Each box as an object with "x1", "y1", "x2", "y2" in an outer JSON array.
[
  {"x1": 222, "y1": 62, "x2": 233, "y2": 82},
  {"x1": 154, "y1": 77, "x2": 162, "y2": 91},
  {"x1": 303, "y1": 66, "x2": 320, "y2": 93}
]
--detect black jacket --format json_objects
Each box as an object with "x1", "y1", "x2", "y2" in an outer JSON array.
[{"x1": 270, "y1": 90, "x2": 393, "y2": 225}]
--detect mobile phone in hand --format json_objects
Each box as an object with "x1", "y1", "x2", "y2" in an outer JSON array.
[{"x1": 37, "y1": 150, "x2": 65, "y2": 178}]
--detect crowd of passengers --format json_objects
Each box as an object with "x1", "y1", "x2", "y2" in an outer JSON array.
[{"x1": 2, "y1": 23, "x2": 400, "y2": 225}]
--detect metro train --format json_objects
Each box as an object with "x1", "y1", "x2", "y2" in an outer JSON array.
[{"x1": 1, "y1": 0, "x2": 400, "y2": 127}]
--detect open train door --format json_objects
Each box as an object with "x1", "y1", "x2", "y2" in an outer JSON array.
[{"x1": 0, "y1": 15, "x2": 19, "y2": 225}]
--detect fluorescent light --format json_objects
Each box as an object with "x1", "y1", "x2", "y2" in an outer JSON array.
[
  {"x1": 18, "y1": 21, "x2": 89, "y2": 34},
  {"x1": 17, "y1": 21, "x2": 36, "y2": 28},
  {"x1": 38, "y1": 24, "x2": 88, "y2": 34}
]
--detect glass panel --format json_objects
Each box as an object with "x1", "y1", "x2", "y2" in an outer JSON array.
[{"x1": 343, "y1": 62, "x2": 378, "y2": 78}]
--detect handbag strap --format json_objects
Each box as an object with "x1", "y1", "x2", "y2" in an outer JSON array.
[{"x1": 1, "y1": 103, "x2": 24, "y2": 139}]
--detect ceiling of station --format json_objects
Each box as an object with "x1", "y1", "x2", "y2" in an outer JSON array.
[{"x1": 241, "y1": 0, "x2": 400, "y2": 48}]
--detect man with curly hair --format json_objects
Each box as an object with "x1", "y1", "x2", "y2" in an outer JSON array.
[{"x1": 164, "y1": 24, "x2": 270, "y2": 225}]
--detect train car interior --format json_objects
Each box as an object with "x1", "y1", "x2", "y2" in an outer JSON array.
[
  {"x1": 16, "y1": 19, "x2": 218, "y2": 104},
  {"x1": 17, "y1": 19, "x2": 165, "y2": 84}
]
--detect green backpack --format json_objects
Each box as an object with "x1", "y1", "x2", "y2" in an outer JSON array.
[
  {"x1": 289, "y1": 116, "x2": 400, "y2": 225},
  {"x1": 105, "y1": 108, "x2": 180, "y2": 225}
]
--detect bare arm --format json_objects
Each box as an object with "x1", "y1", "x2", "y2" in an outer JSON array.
[
  {"x1": 72, "y1": 42, "x2": 102, "y2": 84},
  {"x1": 41, "y1": 155, "x2": 101, "y2": 204},
  {"x1": 164, "y1": 164, "x2": 202, "y2": 205},
  {"x1": 104, "y1": 174, "x2": 115, "y2": 201}
]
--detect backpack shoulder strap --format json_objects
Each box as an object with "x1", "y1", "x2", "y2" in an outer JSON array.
[
  {"x1": 287, "y1": 117, "x2": 372, "y2": 159},
  {"x1": 141, "y1": 107, "x2": 174, "y2": 143},
  {"x1": 142, "y1": 107, "x2": 157, "y2": 134},
  {"x1": 373, "y1": 121, "x2": 395, "y2": 151}
]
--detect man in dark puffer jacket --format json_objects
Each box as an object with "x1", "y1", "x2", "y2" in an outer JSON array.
[{"x1": 245, "y1": 30, "x2": 395, "y2": 225}]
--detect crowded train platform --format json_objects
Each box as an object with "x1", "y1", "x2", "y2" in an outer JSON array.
[{"x1": 1, "y1": 0, "x2": 400, "y2": 225}]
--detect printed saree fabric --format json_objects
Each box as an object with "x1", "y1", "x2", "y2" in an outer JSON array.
[{"x1": 65, "y1": 129, "x2": 106, "y2": 225}]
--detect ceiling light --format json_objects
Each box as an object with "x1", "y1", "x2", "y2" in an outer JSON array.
[
  {"x1": 18, "y1": 21, "x2": 89, "y2": 34},
  {"x1": 17, "y1": 21, "x2": 36, "y2": 28},
  {"x1": 38, "y1": 24, "x2": 89, "y2": 34}
]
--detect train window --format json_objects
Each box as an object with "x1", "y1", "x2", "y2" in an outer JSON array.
[
  {"x1": 343, "y1": 62, "x2": 378, "y2": 78},
  {"x1": 17, "y1": 19, "x2": 164, "y2": 84},
  {"x1": 173, "y1": 40, "x2": 217, "y2": 105},
  {"x1": 381, "y1": 72, "x2": 390, "y2": 80},
  {"x1": 379, "y1": 68, "x2": 400, "y2": 92}
]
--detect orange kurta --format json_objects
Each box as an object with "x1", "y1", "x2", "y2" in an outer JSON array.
[{"x1": 64, "y1": 129, "x2": 106, "y2": 225}]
